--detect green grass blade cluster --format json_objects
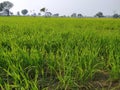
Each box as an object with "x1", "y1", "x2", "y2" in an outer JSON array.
[{"x1": 0, "y1": 17, "x2": 120, "y2": 89}]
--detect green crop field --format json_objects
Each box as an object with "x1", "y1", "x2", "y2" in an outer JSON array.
[{"x1": 0, "y1": 17, "x2": 120, "y2": 90}]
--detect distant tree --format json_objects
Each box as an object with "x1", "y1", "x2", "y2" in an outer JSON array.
[
  {"x1": 10, "y1": 12, "x2": 13, "y2": 15},
  {"x1": 4, "y1": 9, "x2": 9, "y2": 16},
  {"x1": 61, "y1": 15, "x2": 66, "y2": 17},
  {"x1": 0, "y1": 1, "x2": 13, "y2": 16},
  {"x1": 95, "y1": 12, "x2": 104, "y2": 18},
  {"x1": 17, "y1": 11, "x2": 20, "y2": 16},
  {"x1": 21, "y1": 9, "x2": 28, "y2": 15},
  {"x1": 40, "y1": 7, "x2": 46, "y2": 12},
  {"x1": 45, "y1": 12, "x2": 52, "y2": 17},
  {"x1": 78, "y1": 14, "x2": 83, "y2": 17},
  {"x1": 53, "y1": 13, "x2": 59, "y2": 17},
  {"x1": 71, "y1": 13, "x2": 77, "y2": 17},
  {"x1": 40, "y1": 7, "x2": 48, "y2": 16},
  {"x1": 32, "y1": 13, "x2": 37, "y2": 17},
  {"x1": 38, "y1": 13, "x2": 41, "y2": 16},
  {"x1": 113, "y1": 13, "x2": 119, "y2": 18}
]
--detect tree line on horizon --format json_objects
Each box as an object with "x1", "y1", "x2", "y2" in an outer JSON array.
[{"x1": 0, "y1": 1, "x2": 120, "y2": 18}]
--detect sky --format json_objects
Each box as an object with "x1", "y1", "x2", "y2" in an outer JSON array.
[{"x1": 0, "y1": 0, "x2": 120, "y2": 16}]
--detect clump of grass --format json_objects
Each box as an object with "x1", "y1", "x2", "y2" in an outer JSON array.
[{"x1": 0, "y1": 17, "x2": 120, "y2": 89}]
